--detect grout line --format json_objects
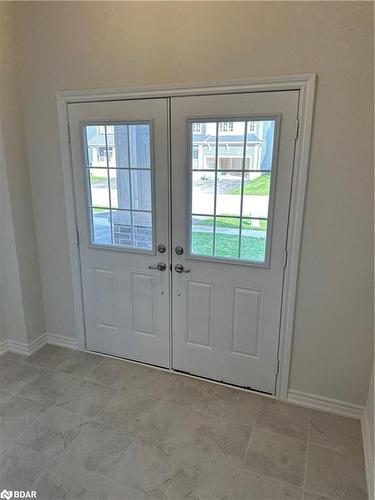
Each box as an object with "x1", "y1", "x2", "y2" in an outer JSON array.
[{"x1": 301, "y1": 409, "x2": 312, "y2": 499}]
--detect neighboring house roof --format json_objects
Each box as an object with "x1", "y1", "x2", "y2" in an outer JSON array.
[{"x1": 193, "y1": 133, "x2": 261, "y2": 143}]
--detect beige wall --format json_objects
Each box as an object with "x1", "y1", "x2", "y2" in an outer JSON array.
[
  {"x1": 0, "y1": 2, "x2": 45, "y2": 344},
  {"x1": 10, "y1": 1, "x2": 373, "y2": 404}
]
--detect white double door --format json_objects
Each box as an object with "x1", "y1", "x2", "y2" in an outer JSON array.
[{"x1": 69, "y1": 90, "x2": 299, "y2": 394}]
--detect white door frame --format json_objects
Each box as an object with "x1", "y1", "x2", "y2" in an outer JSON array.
[{"x1": 56, "y1": 74, "x2": 316, "y2": 400}]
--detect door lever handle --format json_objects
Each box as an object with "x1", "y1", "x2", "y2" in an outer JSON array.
[
  {"x1": 148, "y1": 262, "x2": 166, "y2": 271},
  {"x1": 174, "y1": 264, "x2": 190, "y2": 274}
]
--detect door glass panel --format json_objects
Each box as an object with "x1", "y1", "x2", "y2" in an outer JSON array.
[
  {"x1": 131, "y1": 170, "x2": 152, "y2": 211},
  {"x1": 84, "y1": 123, "x2": 154, "y2": 251},
  {"x1": 91, "y1": 208, "x2": 112, "y2": 245},
  {"x1": 240, "y1": 219, "x2": 268, "y2": 262},
  {"x1": 241, "y1": 172, "x2": 271, "y2": 219},
  {"x1": 192, "y1": 171, "x2": 215, "y2": 215},
  {"x1": 215, "y1": 217, "x2": 240, "y2": 259},
  {"x1": 216, "y1": 173, "x2": 242, "y2": 217},
  {"x1": 189, "y1": 118, "x2": 276, "y2": 264},
  {"x1": 133, "y1": 211, "x2": 153, "y2": 250},
  {"x1": 129, "y1": 124, "x2": 151, "y2": 168},
  {"x1": 89, "y1": 168, "x2": 110, "y2": 207},
  {"x1": 109, "y1": 169, "x2": 130, "y2": 210},
  {"x1": 192, "y1": 122, "x2": 217, "y2": 170},
  {"x1": 191, "y1": 215, "x2": 214, "y2": 257},
  {"x1": 112, "y1": 210, "x2": 132, "y2": 247}
]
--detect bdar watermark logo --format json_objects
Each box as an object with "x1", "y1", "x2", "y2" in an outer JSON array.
[{"x1": 1, "y1": 491, "x2": 36, "y2": 499}]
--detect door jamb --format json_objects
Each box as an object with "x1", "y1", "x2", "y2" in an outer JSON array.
[{"x1": 56, "y1": 74, "x2": 316, "y2": 400}]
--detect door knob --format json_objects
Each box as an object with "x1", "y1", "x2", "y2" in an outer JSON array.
[
  {"x1": 148, "y1": 262, "x2": 166, "y2": 271},
  {"x1": 174, "y1": 264, "x2": 190, "y2": 273}
]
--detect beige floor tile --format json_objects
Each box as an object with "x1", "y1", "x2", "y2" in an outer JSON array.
[
  {"x1": 165, "y1": 459, "x2": 239, "y2": 500},
  {"x1": 19, "y1": 369, "x2": 81, "y2": 405},
  {"x1": 54, "y1": 379, "x2": 118, "y2": 419},
  {"x1": 162, "y1": 376, "x2": 235, "y2": 413},
  {"x1": 303, "y1": 491, "x2": 335, "y2": 500},
  {"x1": 110, "y1": 433, "x2": 185, "y2": 495},
  {"x1": 0, "y1": 346, "x2": 368, "y2": 500},
  {"x1": 256, "y1": 398, "x2": 310, "y2": 440},
  {"x1": 183, "y1": 415, "x2": 252, "y2": 467},
  {"x1": 305, "y1": 444, "x2": 367, "y2": 500},
  {"x1": 57, "y1": 350, "x2": 103, "y2": 378},
  {"x1": 0, "y1": 361, "x2": 44, "y2": 394},
  {"x1": 0, "y1": 391, "x2": 47, "y2": 441},
  {"x1": 139, "y1": 401, "x2": 204, "y2": 447},
  {"x1": 34, "y1": 461, "x2": 148, "y2": 500},
  {"x1": 16, "y1": 406, "x2": 89, "y2": 456},
  {"x1": 0, "y1": 442, "x2": 51, "y2": 491},
  {"x1": 101, "y1": 389, "x2": 157, "y2": 432},
  {"x1": 244, "y1": 429, "x2": 307, "y2": 486},
  {"x1": 310, "y1": 410, "x2": 364, "y2": 458},
  {"x1": 234, "y1": 469, "x2": 302, "y2": 500},
  {"x1": 58, "y1": 420, "x2": 134, "y2": 475},
  {"x1": 126, "y1": 365, "x2": 175, "y2": 399},
  {"x1": 26, "y1": 344, "x2": 70, "y2": 370},
  {"x1": 85, "y1": 356, "x2": 142, "y2": 388},
  {"x1": 206, "y1": 388, "x2": 263, "y2": 426},
  {"x1": 0, "y1": 352, "x2": 27, "y2": 369}
]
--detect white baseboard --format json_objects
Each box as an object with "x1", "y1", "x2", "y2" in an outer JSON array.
[
  {"x1": 5, "y1": 334, "x2": 47, "y2": 357},
  {"x1": 0, "y1": 340, "x2": 8, "y2": 356},
  {"x1": 0, "y1": 332, "x2": 78, "y2": 357},
  {"x1": 46, "y1": 332, "x2": 78, "y2": 350},
  {"x1": 362, "y1": 410, "x2": 374, "y2": 500},
  {"x1": 287, "y1": 389, "x2": 364, "y2": 420}
]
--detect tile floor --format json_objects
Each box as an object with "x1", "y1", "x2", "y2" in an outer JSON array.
[{"x1": 0, "y1": 345, "x2": 368, "y2": 500}]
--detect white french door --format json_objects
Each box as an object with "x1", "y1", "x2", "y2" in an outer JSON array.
[
  {"x1": 171, "y1": 92, "x2": 299, "y2": 393},
  {"x1": 69, "y1": 99, "x2": 170, "y2": 367},
  {"x1": 69, "y1": 90, "x2": 299, "y2": 393}
]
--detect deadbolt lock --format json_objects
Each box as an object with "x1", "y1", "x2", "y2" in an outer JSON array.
[
  {"x1": 175, "y1": 246, "x2": 184, "y2": 256},
  {"x1": 157, "y1": 244, "x2": 166, "y2": 254}
]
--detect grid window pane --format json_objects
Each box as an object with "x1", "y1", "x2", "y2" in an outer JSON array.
[
  {"x1": 133, "y1": 211, "x2": 153, "y2": 250},
  {"x1": 89, "y1": 169, "x2": 110, "y2": 207},
  {"x1": 109, "y1": 169, "x2": 130, "y2": 210},
  {"x1": 129, "y1": 125, "x2": 151, "y2": 168},
  {"x1": 240, "y1": 219, "x2": 267, "y2": 262},
  {"x1": 189, "y1": 118, "x2": 276, "y2": 263},
  {"x1": 215, "y1": 217, "x2": 240, "y2": 259},
  {"x1": 112, "y1": 210, "x2": 132, "y2": 248},
  {"x1": 192, "y1": 171, "x2": 215, "y2": 215},
  {"x1": 241, "y1": 173, "x2": 271, "y2": 219},
  {"x1": 131, "y1": 170, "x2": 152, "y2": 211},
  {"x1": 92, "y1": 209, "x2": 111, "y2": 245},
  {"x1": 191, "y1": 216, "x2": 214, "y2": 257},
  {"x1": 216, "y1": 173, "x2": 242, "y2": 217},
  {"x1": 86, "y1": 126, "x2": 109, "y2": 168},
  {"x1": 245, "y1": 120, "x2": 275, "y2": 171},
  {"x1": 218, "y1": 121, "x2": 245, "y2": 171},
  {"x1": 85, "y1": 123, "x2": 153, "y2": 252},
  {"x1": 191, "y1": 122, "x2": 217, "y2": 170},
  {"x1": 112, "y1": 125, "x2": 129, "y2": 167}
]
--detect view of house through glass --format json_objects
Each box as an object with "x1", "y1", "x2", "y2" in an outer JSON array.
[
  {"x1": 85, "y1": 123, "x2": 153, "y2": 250},
  {"x1": 190, "y1": 119, "x2": 276, "y2": 262}
]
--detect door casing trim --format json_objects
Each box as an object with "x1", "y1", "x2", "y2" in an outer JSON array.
[{"x1": 56, "y1": 74, "x2": 316, "y2": 400}]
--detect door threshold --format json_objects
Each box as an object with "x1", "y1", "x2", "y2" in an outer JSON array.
[{"x1": 86, "y1": 348, "x2": 275, "y2": 399}]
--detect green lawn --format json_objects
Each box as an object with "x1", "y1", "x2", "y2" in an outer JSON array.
[
  {"x1": 229, "y1": 174, "x2": 270, "y2": 195},
  {"x1": 195, "y1": 216, "x2": 267, "y2": 230},
  {"x1": 192, "y1": 232, "x2": 266, "y2": 261}
]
